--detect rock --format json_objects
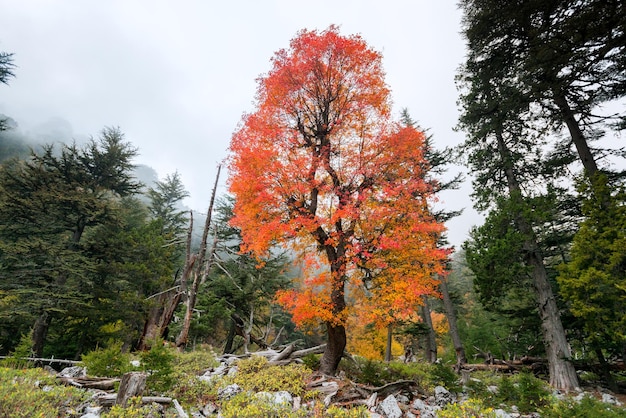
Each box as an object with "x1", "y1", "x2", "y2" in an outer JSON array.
[
  {"x1": 434, "y1": 385, "x2": 455, "y2": 408},
  {"x1": 411, "y1": 398, "x2": 436, "y2": 418},
  {"x1": 59, "y1": 366, "x2": 86, "y2": 378},
  {"x1": 273, "y1": 390, "x2": 293, "y2": 405},
  {"x1": 602, "y1": 393, "x2": 622, "y2": 406},
  {"x1": 217, "y1": 383, "x2": 242, "y2": 400},
  {"x1": 80, "y1": 414, "x2": 100, "y2": 418},
  {"x1": 494, "y1": 408, "x2": 512, "y2": 418},
  {"x1": 376, "y1": 394, "x2": 402, "y2": 418}
]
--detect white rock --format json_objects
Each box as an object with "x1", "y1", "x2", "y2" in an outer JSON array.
[
  {"x1": 217, "y1": 383, "x2": 242, "y2": 400},
  {"x1": 376, "y1": 394, "x2": 402, "y2": 418},
  {"x1": 273, "y1": 390, "x2": 293, "y2": 405}
]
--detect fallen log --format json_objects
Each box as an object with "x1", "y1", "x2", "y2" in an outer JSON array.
[
  {"x1": 98, "y1": 394, "x2": 173, "y2": 407},
  {"x1": 58, "y1": 376, "x2": 120, "y2": 390}
]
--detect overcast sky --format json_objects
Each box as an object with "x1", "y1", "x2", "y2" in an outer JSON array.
[{"x1": 0, "y1": 0, "x2": 482, "y2": 249}]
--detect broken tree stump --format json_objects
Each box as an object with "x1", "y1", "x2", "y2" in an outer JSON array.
[{"x1": 115, "y1": 372, "x2": 147, "y2": 407}]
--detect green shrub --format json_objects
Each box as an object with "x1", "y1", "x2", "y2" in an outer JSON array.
[
  {"x1": 430, "y1": 363, "x2": 461, "y2": 392},
  {"x1": 1, "y1": 332, "x2": 33, "y2": 369},
  {"x1": 220, "y1": 392, "x2": 307, "y2": 418},
  {"x1": 169, "y1": 373, "x2": 217, "y2": 409},
  {"x1": 324, "y1": 404, "x2": 370, "y2": 417},
  {"x1": 227, "y1": 355, "x2": 312, "y2": 397},
  {"x1": 102, "y1": 396, "x2": 167, "y2": 417},
  {"x1": 81, "y1": 341, "x2": 133, "y2": 377},
  {"x1": 540, "y1": 395, "x2": 626, "y2": 418},
  {"x1": 172, "y1": 345, "x2": 218, "y2": 375},
  {"x1": 140, "y1": 340, "x2": 175, "y2": 393},
  {"x1": 0, "y1": 367, "x2": 90, "y2": 417},
  {"x1": 515, "y1": 372, "x2": 551, "y2": 412},
  {"x1": 438, "y1": 398, "x2": 497, "y2": 418}
]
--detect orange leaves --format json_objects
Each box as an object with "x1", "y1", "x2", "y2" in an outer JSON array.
[{"x1": 228, "y1": 25, "x2": 448, "y2": 337}]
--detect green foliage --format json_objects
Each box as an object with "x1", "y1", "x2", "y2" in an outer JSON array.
[
  {"x1": 438, "y1": 398, "x2": 497, "y2": 418},
  {"x1": 0, "y1": 366, "x2": 90, "y2": 417},
  {"x1": 226, "y1": 355, "x2": 312, "y2": 397},
  {"x1": 81, "y1": 341, "x2": 133, "y2": 377},
  {"x1": 540, "y1": 395, "x2": 626, "y2": 418},
  {"x1": 220, "y1": 391, "x2": 307, "y2": 418},
  {"x1": 558, "y1": 177, "x2": 626, "y2": 356},
  {"x1": 323, "y1": 404, "x2": 370, "y2": 417},
  {"x1": 339, "y1": 357, "x2": 459, "y2": 393},
  {"x1": 102, "y1": 396, "x2": 169, "y2": 418},
  {"x1": 489, "y1": 373, "x2": 551, "y2": 413},
  {"x1": 140, "y1": 339, "x2": 175, "y2": 393},
  {"x1": 171, "y1": 345, "x2": 219, "y2": 375},
  {"x1": 1, "y1": 332, "x2": 33, "y2": 368}
]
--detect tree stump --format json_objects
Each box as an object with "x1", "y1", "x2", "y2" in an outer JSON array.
[{"x1": 115, "y1": 372, "x2": 147, "y2": 407}]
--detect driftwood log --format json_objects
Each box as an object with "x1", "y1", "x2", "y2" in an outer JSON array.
[{"x1": 58, "y1": 376, "x2": 120, "y2": 390}]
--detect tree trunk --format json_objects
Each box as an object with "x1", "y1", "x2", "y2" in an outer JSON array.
[
  {"x1": 526, "y1": 248, "x2": 579, "y2": 391},
  {"x1": 176, "y1": 165, "x2": 221, "y2": 351},
  {"x1": 32, "y1": 311, "x2": 51, "y2": 358},
  {"x1": 138, "y1": 287, "x2": 182, "y2": 350},
  {"x1": 319, "y1": 322, "x2": 346, "y2": 375},
  {"x1": 595, "y1": 346, "x2": 619, "y2": 394},
  {"x1": 440, "y1": 276, "x2": 467, "y2": 369},
  {"x1": 384, "y1": 324, "x2": 393, "y2": 362},
  {"x1": 223, "y1": 321, "x2": 236, "y2": 355},
  {"x1": 496, "y1": 132, "x2": 579, "y2": 391},
  {"x1": 420, "y1": 298, "x2": 437, "y2": 363}
]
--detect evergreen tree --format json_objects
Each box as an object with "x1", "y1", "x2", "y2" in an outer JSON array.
[{"x1": 0, "y1": 127, "x2": 141, "y2": 357}]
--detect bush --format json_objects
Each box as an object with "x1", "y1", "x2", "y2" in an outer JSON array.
[
  {"x1": 226, "y1": 355, "x2": 312, "y2": 397},
  {"x1": 220, "y1": 392, "x2": 307, "y2": 418},
  {"x1": 1, "y1": 332, "x2": 33, "y2": 369},
  {"x1": 541, "y1": 395, "x2": 626, "y2": 418},
  {"x1": 438, "y1": 398, "x2": 497, "y2": 418},
  {"x1": 0, "y1": 367, "x2": 89, "y2": 417},
  {"x1": 140, "y1": 340, "x2": 175, "y2": 393},
  {"x1": 81, "y1": 341, "x2": 133, "y2": 377}
]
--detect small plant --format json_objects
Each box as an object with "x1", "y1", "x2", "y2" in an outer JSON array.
[
  {"x1": 515, "y1": 372, "x2": 551, "y2": 413},
  {"x1": 140, "y1": 339, "x2": 175, "y2": 393},
  {"x1": 1, "y1": 332, "x2": 34, "y2": 369},
  {"x1": 540, "y1": 395, "x2": 626, "y2": 418},
  {"x1": 102, "y1": 396, "x2": 164, "y2": 417},
  {"x1": 430, "y1": 363, "x2": 461, "y2": 392},
  {"x1": 324, "y1": 404, "x2": 370, "y2": 417},
  {"x1": 81, "y1": 340, "x2": 133, "y2": 377},
  {"x1": 220, "y1": 391, "x2": 307, "y2": 418},
  {"x1": 438, "y1": 398, "x2": 497, "y2": 418}
]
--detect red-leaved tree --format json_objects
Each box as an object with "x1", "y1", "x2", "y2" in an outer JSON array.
[{"x1": 228, "y1": 26, "x2": 447, "y2": 375}]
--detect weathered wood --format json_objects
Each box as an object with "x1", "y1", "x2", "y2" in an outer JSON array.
[
  {"x1": 172, "y1": 399, "x2": 189, "y2": 418},
  {"x1": 98, "y1": 394, "x2": 172, "y2": 407},
  {"x1": 270, "y1": 343, "x2": 295, "y2": 362},
  {"x1": 0, "y1": 356, "x2": 81, "y2": 365},
  {"x1": 115, "y1": 372, "x2": 147, "y2": 407},
  {"x1": 290, "y1": 344, "x2": 326, "y2": 358},
  {"x1": 58, "y1": 376, "x2": 120, "y2": 390}
]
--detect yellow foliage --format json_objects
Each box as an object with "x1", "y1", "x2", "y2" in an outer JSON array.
[{"x1": 346, "y1": 318, "x2": 403, "y2": 360}]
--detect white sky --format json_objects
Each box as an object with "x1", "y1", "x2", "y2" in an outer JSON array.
[{"x1": 0, "y1": 0, "x2": 482, "y2": 249}]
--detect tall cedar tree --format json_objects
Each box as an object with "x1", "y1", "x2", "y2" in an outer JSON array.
[
  {"x1": 228, "y1": 26, "x2": 446, "y2": 375},
  {"x1": 458, "y1": 3, "x2": 580, "y2": 390},
  {"x1": 0, "y1": 128, "x2": 141, "y2": 357}
]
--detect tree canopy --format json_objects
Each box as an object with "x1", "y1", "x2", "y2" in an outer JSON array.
[{"x1": 228, "y1": 26, "x2": 447, "y2": 375}]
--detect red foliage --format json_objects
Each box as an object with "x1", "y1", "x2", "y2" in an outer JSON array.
[{"x1": 228, "y1": 25, "x2": 447, "y2": 333}]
